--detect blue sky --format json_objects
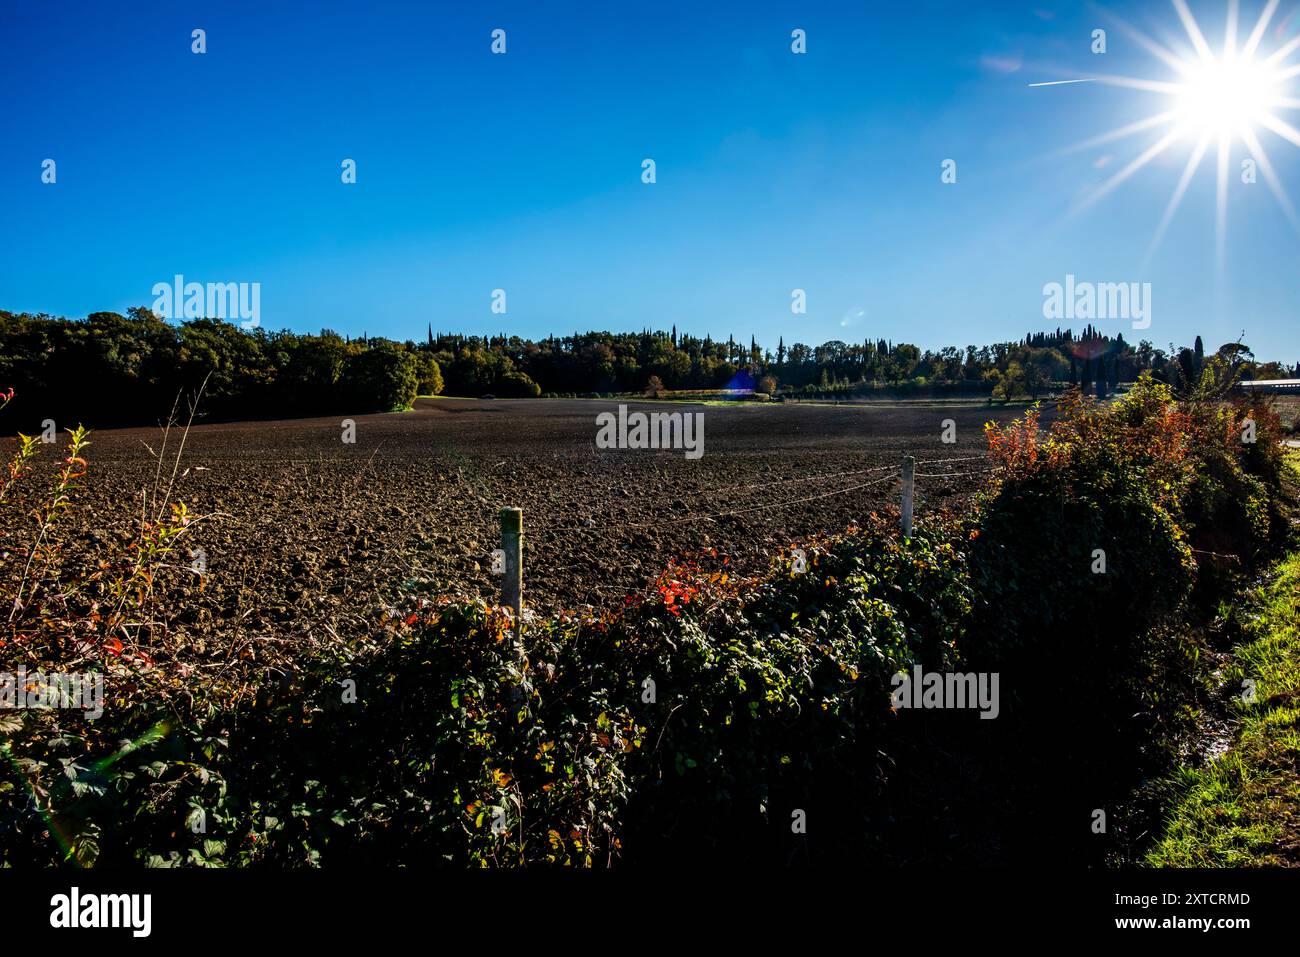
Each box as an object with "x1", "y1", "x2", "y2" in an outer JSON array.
[{"x1": 2, "y1": 0, "x2": 1298, "y2": 360}]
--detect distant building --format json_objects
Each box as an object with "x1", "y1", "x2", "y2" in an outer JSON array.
[{"x1": 1236, "y1": 379, "x2": 1300, "y2": 394}]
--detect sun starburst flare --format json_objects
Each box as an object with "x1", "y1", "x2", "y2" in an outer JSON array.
[{"x1": 1040, "y1": 0, "x2": 1300, "y2": 276}]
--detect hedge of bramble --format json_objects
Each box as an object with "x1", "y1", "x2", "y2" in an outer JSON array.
[{"x1": 0, "y1": 377, "x2": 1292, "y2": 867}]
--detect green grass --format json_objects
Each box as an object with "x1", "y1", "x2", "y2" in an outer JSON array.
[{"x1": 1145, "y1": 543, "x2": 1300, "y2": 866}]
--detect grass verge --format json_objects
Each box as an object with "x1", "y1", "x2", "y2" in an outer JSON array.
[{"x1": 1145, "y1": 545, "x2": 1300, "y2": 866}]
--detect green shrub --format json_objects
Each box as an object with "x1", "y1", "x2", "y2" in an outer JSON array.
[
  {"x1": 963, "y1": 379, "x2": 1292, "y2": 862},
  {"x1": 608, "y1": 528, "x2": 971, "y2": 862},
  {"x1": 496, "y1": 371, "x2": 541, "y2": 398},
  {"x1": 343, "y1": 343, "x2": 418, "y2": 411},
  {"x1": 414, "y1": 352, "x2": 444, "y2": 396},
  {"x1": 972, "y1": 407, "x2": 1195, "y2": 667},
  {"x1": 1180, "y1": 395, "x2": 1290, "y2": 593},
  {"x1": 246, "y1": 525, "x2": 969, "y2": 866}
]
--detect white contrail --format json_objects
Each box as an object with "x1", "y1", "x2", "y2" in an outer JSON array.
[{"x1": 1027, "y1": 78, "x2": 1097, "y2": 86}]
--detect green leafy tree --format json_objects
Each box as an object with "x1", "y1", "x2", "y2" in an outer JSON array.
[
  {"x1": 497, "y1": 371, "x2": 541, "y2": 397},
  {"x1": 343, "y1": 342, "x2": 418, "y2": 411},
  {"x1": 414, "y1": 353, "x2": 444, "y2": 396}
]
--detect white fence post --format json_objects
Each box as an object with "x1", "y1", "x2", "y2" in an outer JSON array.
[
  {"x1": 901, "y1": 455, "x2": 914, "y2": 538},
  {"x1": 500, "y1": 507, "x2": 523, "y2": 640}
]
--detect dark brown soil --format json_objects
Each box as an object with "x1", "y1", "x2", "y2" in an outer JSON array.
[{"x1": 10, "y1": 397, "x2": 1033, "y2": 644}]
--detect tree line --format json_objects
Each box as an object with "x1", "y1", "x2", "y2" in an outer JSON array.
[
  {"x1": 0, "y1": 308, "x2": 440, "y2": 430},
  {"x1": 427, "y1": 323, "x2": 1295, "y2": 401},
  {"x1": 1, "y1": 307, "x2": 1294, "y2": 429}
]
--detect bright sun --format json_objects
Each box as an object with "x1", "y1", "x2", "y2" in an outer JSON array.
[
  {"x1": 1037, "y1": 0, "x2": 1300, "y2": 272},
  {"x1": 1174, "y1": 53, "x2": 1281, "y2": 138}
]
